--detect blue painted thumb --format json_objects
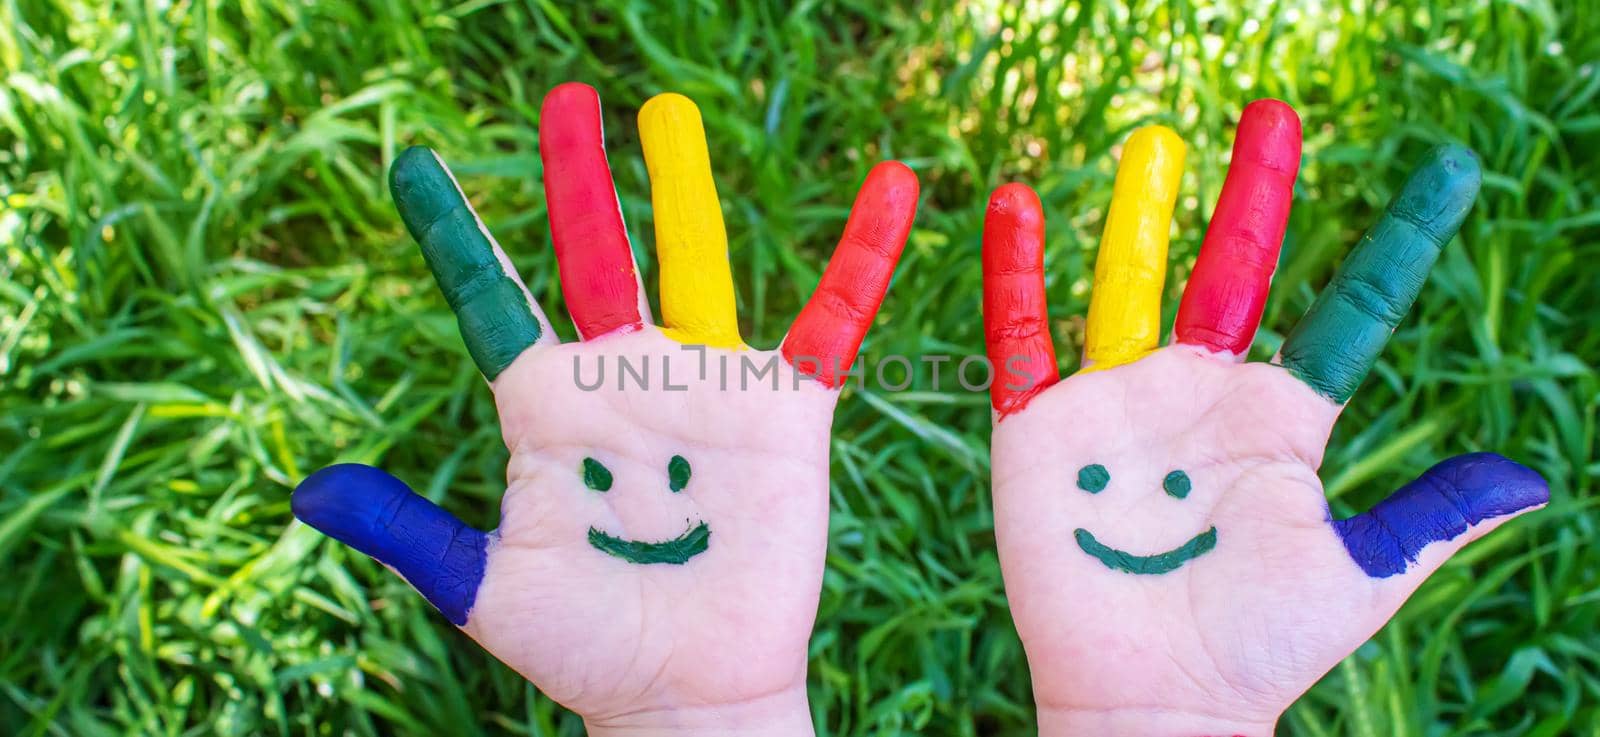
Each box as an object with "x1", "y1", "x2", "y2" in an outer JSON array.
[
  {"x1": 1333, "y1": 452, "x2": 1548, "y2": 579},
  {"x1": 292, "y1": 464, "x2": 488, "y2": 626}
]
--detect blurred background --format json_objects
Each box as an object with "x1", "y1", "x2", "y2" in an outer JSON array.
[{"x1": 2, "y1": 0, "x2": 1597, "y2": 735}]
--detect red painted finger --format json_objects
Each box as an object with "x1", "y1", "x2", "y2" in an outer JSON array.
[
  {"x1": 782, "y1": 161, "x2": 920, "y2": 387},
  {"x1": 983, "y1": 183, "x2": 1058, "y2": 416},
  {"x1": 540, "y1": 82, "x2": 645, "y2": 339},
  {"x1": 1173, "y1": 99, "x2": 1302, "y2": 357}
]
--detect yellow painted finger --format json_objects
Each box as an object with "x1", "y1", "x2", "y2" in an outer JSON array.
[
  {"x1": 638, "y1": 93, "x2": 743, "y2": 348},
  {"x1": 1083, "y1": 125, "x2": 1186, "y2": 371}
]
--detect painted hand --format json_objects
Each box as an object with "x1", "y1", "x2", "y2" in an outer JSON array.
[
  {"x1": 291, "y1": 83, "x2": 919, "y2": 735},
  {"x1": 981, "y1": 101, "x2": 1548, "y2": 736}
]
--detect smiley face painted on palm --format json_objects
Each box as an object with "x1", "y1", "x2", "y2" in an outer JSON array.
[
  {"x1": 1070, "y1": 464, "x2": 1217, "y2": 575},
  {"x1": 579, "y1": 455, "x2": 709, "y2": 564}
]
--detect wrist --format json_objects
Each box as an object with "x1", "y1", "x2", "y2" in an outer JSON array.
[
  {"x1": 583, "y1": 687, "x2": 813, "y2": 737},
  {"x1": 1037, "y1": 706, "x2": 1275, "y2": 737}
]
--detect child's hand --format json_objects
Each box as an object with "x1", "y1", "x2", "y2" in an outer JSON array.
[
  {"x1": 980, "y1": 101, "x2": 1547, "y2": 736},
  {"x1": 292, "y1": 83, "x2": 918, "y2": 736}
]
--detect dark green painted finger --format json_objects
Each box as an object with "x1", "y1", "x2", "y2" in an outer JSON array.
[
  {"x1": 1278, "y1": 144, "x2": 1481, "y2": 402},
  {"x1": 389, "y1": 146, "x2": 545, "y2": 379}
]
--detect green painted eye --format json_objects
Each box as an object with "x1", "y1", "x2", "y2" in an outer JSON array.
[
  {"x1": 1076, "y1": 464, "x2": 1110, "y2": 493},
  {"x1": 1163, "y1": 470, "x2": 1191, "y2": 499},
  {"x1": 582, "y1": 457, "x2": 612, "y2": 492},
  {"x1": 669, "y1": 455, "x2": 691, "y2": 492}
]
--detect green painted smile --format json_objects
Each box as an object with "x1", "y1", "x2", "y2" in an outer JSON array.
[
  {"x1": 1074, "y1": 526, "x2": 1217, "y2": 575},
  {"x1": 588, "y1": 521, "x2": 711, "y2": 565},
  {"x1": 582, "y1": 455, "x2": 710, "y2": 564},
  {"x1": 1071, "y1": 465, "x2": 1214, "y2": 575}
]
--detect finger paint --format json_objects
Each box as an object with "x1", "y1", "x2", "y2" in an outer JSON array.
[
  {"x1": 982, "y1": 183, "x2": 1060, "y2": 416},
  {"x1": 292, "y1": 464, "x2": 487, "y2": 627},
  {"x1": 1163, "y1": 470, "x2": 1192, "y2": 499},
  {"x1": 588, "y1": 521, "x2": 711, "y2": 565},
  {"x1": 1074, "y1": 526, "x2": 1217, "y2": 575},
  {"x1": 390, "y1": 146, "x2": 543, "y2": 379},
  {"x1": 1076, "y1": 464, "x2": 1110, "y2": 493},
  {"x1": 540, "y1": 82, "x2": 645, "y2": 339},
  {"x1": 1333, "y1": 452, "x2": 1548, "y2": 578},
  {"x1": 668, "y1": 455, "x2": 691, "y2": 492},
  {"x1": 582, "y1": 457, "x2": 613, "y2": 492},
  {"x1": 1278, "y1": 145, "x2": 1481, "y2": 402},
  {"x1": 1083, "y1": 125, "x2": 1186, "y2": 371},
  {"x1": 638, "y1": 93, "x2": 743, "y2": 348},
  {"x1": 783, "y1": 161, "x2": 919, "y2": 387},
  {"x1": 1173, "y1": 100, "x2": 1302, "y2": 356}
]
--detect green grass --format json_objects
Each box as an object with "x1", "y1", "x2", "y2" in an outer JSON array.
[{"x1": 2, "y1": 0, "x2": 1597, "y2": 735}]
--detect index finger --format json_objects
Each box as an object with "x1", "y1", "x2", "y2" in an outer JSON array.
[
  {"x1": 390, "y1": 146, "x2": 550, "y2": 380},
  {"x1": 1277, "y1": 144, "x2": 1481, "y2": 403}
]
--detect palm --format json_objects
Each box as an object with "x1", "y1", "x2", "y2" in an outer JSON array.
[
  {"x1": 981, "y1": 102, "x2": 1546, "y2": 734},
  {"x1": 997, "y1": 346, "x2": 1423, "y2": 724},
  {"x1": 467, "y1": 332, "x2": 834, "y2": 717}
]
